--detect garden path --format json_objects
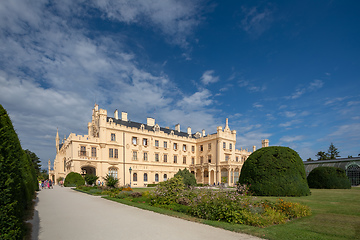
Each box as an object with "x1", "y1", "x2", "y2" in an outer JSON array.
[{"x1": 31, "y1": 186, "x2": 263, "y2": 240}]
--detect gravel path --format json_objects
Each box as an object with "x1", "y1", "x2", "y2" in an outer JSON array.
[{"x1": 32, "y1": 186, "x2": 263, "y2": 240}]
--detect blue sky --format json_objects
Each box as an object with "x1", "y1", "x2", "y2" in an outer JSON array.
[{"x1": 1, "y1": 0, "x2": 359, "y2": 168}]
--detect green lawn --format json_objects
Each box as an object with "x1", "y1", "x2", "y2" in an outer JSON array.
[{"x1": 107, "y1": 187, "x2": 360, "y2": 240}]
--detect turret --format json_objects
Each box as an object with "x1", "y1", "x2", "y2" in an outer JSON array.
[{"x1": 56, "y1": 128, "x2": 60, "y2": 153}]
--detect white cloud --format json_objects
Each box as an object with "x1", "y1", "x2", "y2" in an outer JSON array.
[
  {"x1": 347, "y1": 101, "x2": 360, "y2": 106},
  {"x1": 279, "y1": 119, "x2": 302, "y2": 128},
  {"x1": 177, "y1": 89, "x2": 213, "y2": 108},
  {"x1": 253, "y1": 103, "x2": 263, "y2": 108},
  {"x1": 287, "y1": 79, "x2": 324, "y2": 99},
  {"x1": 280, "y1": 135, "x2": 304, "y2": 142},
  {"x1": 240, "y1": 6, "x2": 273, "y2": 37},
  {"x1": 238, "y1": 79, "x2": 266, "y2": 92},
  {"x1": 283, "y1": 111, "x2": 296, "y2": 118},
  {"x1": 200, "y1": 70, "x2": 219, "y2": 85}
]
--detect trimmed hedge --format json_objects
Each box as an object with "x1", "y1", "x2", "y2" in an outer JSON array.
[
  {"x1": 307, "y1": 167, "x2": 351, "y2": 189},
  {"x1": 239, "y1": 146, "x2": 310, "y2": 196},
  {"x1": 64, "y1": 172, "x2": 85, "y2": 187},
  {"x1": 0, "y1": 104, "x2": 38, "y2": 239}
]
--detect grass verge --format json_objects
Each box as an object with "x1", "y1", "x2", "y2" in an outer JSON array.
[{"x1": 100, "y1": 188, "x2": 360, "y2": 240}]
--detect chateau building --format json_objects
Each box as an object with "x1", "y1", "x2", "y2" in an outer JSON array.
[{"x1": 50, "y1": 104, "x2": 269, "y2": 187}]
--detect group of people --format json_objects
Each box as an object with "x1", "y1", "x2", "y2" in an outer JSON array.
[{"x1": 39, "y1": 179, "x2": 53, "y2": 189}]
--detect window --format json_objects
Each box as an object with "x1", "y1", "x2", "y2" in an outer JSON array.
[
  {"x1": 229, "y1": 143, "x2": 232, "y2": 150},
  {"x1": 236, "y1": 156, "x2": 239, "y2": 162},
  {"x1": 114, "y1": 149, "x2": 118, "y2": 158},
  {"x1": 164, "y1": 141, "x2": 168, "y2": 149},
  {"x1": 132, "y1": 151, "x2": 137, "y2": 160},
  {"x1": 91, "y1": 147, "x2": 96, "y2": 157},
  {"x1": 225, "y1": 155, "x2": 229, "y2": 161},
  {"x1": 132, "y1": 137, "x2": 137, "y2": 145},
  {"x1": 155, "y1": 140, "x2": 159, "y2": 147},
  {"x1": 155, "y1": 173, "x2": 159, "y2": 182},
  {"x1": 164, "y1": 154, "x2": 168, "y2": 162},
  {"x1": 144, "y1": 152, "x2": 148, "y2": 161},
  {"x1": 164, "y1": 174, "x2": 167, "y2": 181},
  {"x1": 208, "y1": 143, "x2": 211, "y2": 150},
  {"x1": 80, "y1": 146, "x2": 86, "y2": 156},
  {"x1": 174, "y1": 155, "x2": 177, "y2": 163},
  {"x1": 191, "y1": 157, "x2": 195, "y2": 164},
  {"x1": 143, "y1": 138, "x2": 148, "y2": 146},
  {"x1": 144, "y1": 173, "x2": 148, "y2": 182},
  {"x1": 111, "y1": 133, "x2": 116, "y2": 141},
  {"x1": 200, "y1": 156, "x2": 203, "y2": 164},
  {"x1": 109, "y1": 168, "x2": 117, "y2": 178},
  {"x1": 183, "y1": 144, "x2": 186, "y2": 151},
  {"x1": 173, "y1": 143, "x2": 178, "y2": 150},
  {"x1": 200, "y1": 145, "x2": 203, "y2": 151},
  {"x1": 191, "y1": 146, "x2": 195, "y2": 152},
  {"x1": 183, "y1": 156, "x2": 186, "y2": 164},
  {"x1": 155, "y1": 153, "x2": 159, "y2": 162},
  {"x1": 133, "y1": 173, "x2": 137, "y2": 182},
  {"x1": 208, "y1": 155, "x2": 211, "y2": 163},
  {"x1": 223, "y1": 142, "x2": 226, "y2": 149},
  {"x1": 109, "y1": 148, "x2": 114, "y2": 158}
]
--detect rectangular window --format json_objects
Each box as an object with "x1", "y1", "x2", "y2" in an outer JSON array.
[
  {"x1": 164, "y1": 141, "x2": 168, "y2": 149},
  {"x1": 132, "y1": 137, "x2": 137, "y2": 145},
  {"x1": 80, "y1": 146, "x2": 86, "y2": 156},
  {"x1": 229, "y1": 143, "x2": 232, "y2": 150},
  {"x1": 111, "y1": 133, "x2": 116, "y2": 141},
  {"x1": 208, "y1": 143, "x2": 211, "y2": 150},
  {"x1": 183, "y1": 156, "x2": 186, "y2": 164},
  {"x1": 191, "y1": 157, "x2": 194, "y2": 164},
  {"x1": 114, "y1": 149, "x2": 118, "y2": 158},
  {"x1": 91, "y1": 147, "x2": 96, "y2": 157},
  {"x1": 208, "y1": 155, "x2": 211, "y2": 163},
  {"x1": 223, "y1": 142, "x2": 226, "y2": 149},
  {"x1": 133, "y1": 151, "x2": 137, "y2": 160},
  {"x1": 164, "y1": 154, "x2": 168, "y2": 162},
  {"x1": 200, "y1": 145, "x2": 203, "y2": 151},
  {"x1": 109, "y1": 148, "x2": 113, "y2": 158},
  {"x1": 174, "y1": 143, "x2": 178, "y2": 150},
  {"x1": 200, "y1": 156, "x2": 203, "y2": 164},
  {"x1": 183, "y1": 144, "x2": 186, "y2": 151},
  {"x1": 144, "y1": 152, "x2": 148, "y2": 161},
  {"x1": 225, "y1": 155, "x2": 229, "y2": 161},
  {"x1": 174, "y1": 155, "x2": 177, "y2": 163},
  {"x1": 143, "y1": 138, "x2": 148, "y2": 146},
  {"x1": 155, "y1": 140, "x2": 159, "y2": 147},
  {"x1": 191, "y1": 146, "x2": 195, "y2": 152},
  {"x1": 155, "y1": 153, "x2": 159, "y2": 162}
]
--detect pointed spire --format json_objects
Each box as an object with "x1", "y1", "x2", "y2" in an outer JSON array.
[{"x1": 56, "y1": 128, "x2": 60, "y2": 153}]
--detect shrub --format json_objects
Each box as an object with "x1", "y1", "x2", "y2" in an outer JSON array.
[
  {"x1": 147, "y1": 183, "x2": 157, "y2": 187},
  {"x1": 104, "y1": 174, "x2": 119, "y2": 188},
  {"x1": 0, "y1": 105, "x2": 37, "y2": 239},
  {"x1": 174, "y1": 168, "x2": 196, "y2": 187},
  {"x1": 239, "y1": 146, "x2": 310, "y2": 196},
  {"x1": 64, "y1": 172, "x2": 85, "y2": 187},
  {"x1": 307, "y1": 167, "x2": 351, "y2": 189},
  {"x1": 84, "y1": 174, "x2": 99, "y2": 186},
  {"x1": 150, "y1": 175, "x2": 185, "y2": 205}
]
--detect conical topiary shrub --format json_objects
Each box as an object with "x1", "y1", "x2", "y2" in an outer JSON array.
[{"x1": 239, "y1": 146, "x2": 310, "y2": 196}]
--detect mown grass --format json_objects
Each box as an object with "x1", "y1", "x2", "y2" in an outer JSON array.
[{"x1": 80, "y1": 187, "x2": 360, "y2": 239}]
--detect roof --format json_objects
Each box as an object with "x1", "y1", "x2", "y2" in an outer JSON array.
[
  {"x1": 303, "y1": 157, "x2": 360, "y2": 165},
  {"x1": 107, "y1": 117, "x2": 197, "y2": 139}
]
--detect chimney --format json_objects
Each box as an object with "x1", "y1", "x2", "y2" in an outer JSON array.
[
  {"x1": 187, "y1": 127, "x2": 192, "y2": 135},
  {"x1": 121, "y1": 112, "x2": 128, "y2": 121},
  {"x1": 175, "y1": 124, "x2": 180, "y2": 132},
  {"x1": 253, "y1": 146, "x2": 256, "y2": 152},
  {"x1": 202, "y1": 129, "x2": 206, "y2": 137},
  {"x1": 114, "y1": 109, "x2": 118, "y2": 120},
  {"x1": 262, "y1": 139, "x2": 269, "y2": 148},
  {"x1": 147, "y1": 117, "x2": 155, "y2": 127}
]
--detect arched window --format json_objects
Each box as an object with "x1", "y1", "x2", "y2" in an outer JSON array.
[
  {"x1": 144, "y1": 173, "x2": 148, "y2": 182},
  {"x1": 155, "y1": 173, "x2": 159, "y2": 182},
  {"x1": 109, "y1": 168, "x2": 118, "y2": 178},
  {"x1": 163, "y1": 174, "x2": 167, "y2": 181},
  {"x1": 133, "y1": 173, "x2": 137, "y2": 182}
]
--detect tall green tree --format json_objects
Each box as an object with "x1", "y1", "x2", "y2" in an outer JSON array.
[
  {"x1": 174, "y1": 168, "x2": 196, "y2": 187},
  {"x1": 316, "y1": 151, "x2": 329, "y2": 160},
  {"x1": 327, "y1": 142, "x2": 340, "y2": 159},
  {"x1": 24, "y1": 149, "x2": 41, "y2": 175}
]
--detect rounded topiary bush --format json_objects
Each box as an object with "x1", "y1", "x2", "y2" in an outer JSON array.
[
  {"x1": 239, "y1": 146, "x2": 310, "y2": 196},
  {"x1": 307, "y1": 167, "x2": 351, "y2": 189},
  {"x1": 64, "y1": 172, "x2": 85, "y2": 187}
]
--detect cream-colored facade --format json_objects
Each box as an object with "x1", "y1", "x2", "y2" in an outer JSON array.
[{"x1": 50, "y1": 104, "x2": 269, "y2": 187}]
